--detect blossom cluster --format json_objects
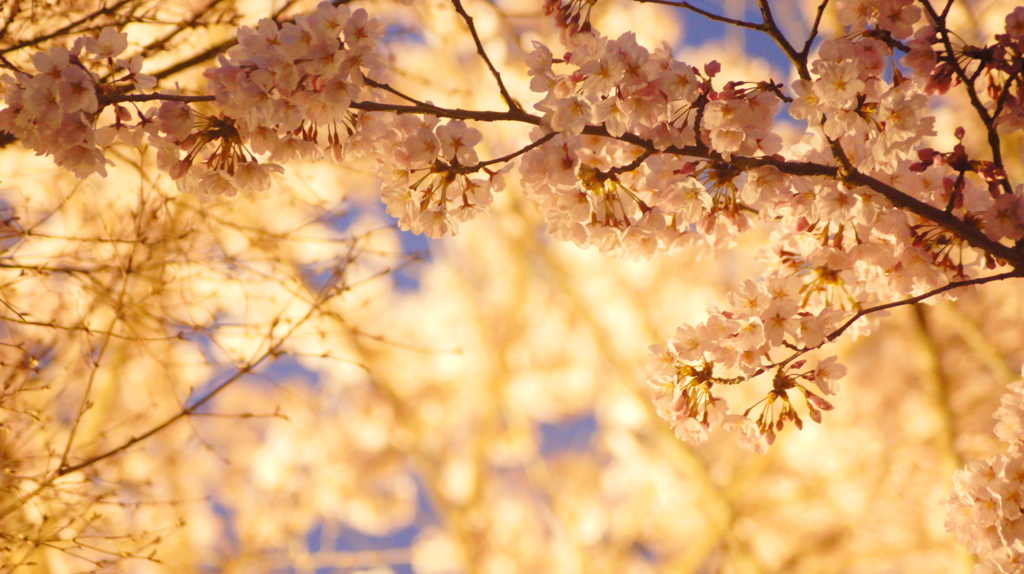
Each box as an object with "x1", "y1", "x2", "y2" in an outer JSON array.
[
  {"x1": 519, "y1": 134, "x2": 688, "y2": 255},
  {"x1": 6, "y1": 0, "x2": 1024, "y2": 570},
  {"x1": 899, "y1": 7, "x2": 1024, "y2": 245},
  {"x1": 637, "y1": 0, "x2": 1024, "y2": 451},
  {"x1": 0, "y1": 2, "x2": 387, "y2": 196},
  {"x1": 0, "y1": 28, "x2": 154, "y2": 178},
  {"x1": 519, "y1": 29, "x2": 784, "y2": 255},
  {"x1": 646, "y1": 272, "x2": 847, "y2": 451},
  {"x1": 834, "y1": 0, "x2": 921, "y2": 40},
  {"x1": 992, "y1": 8, "x2": 1024, "y2": 134},
  {"x1": 183, "y1": 3, "x2": 384, "y2": 194},
  {"x1": 1, "y1": 0, "x2": 1023, "y2": 462},
  {"x1": 946, "y1": 379, "x2": 1024, "y2": 573},
  {"x1": 374, "y1": 115, "x2": 502, "y2": 237},
  {"x1": 791, "y1": 36, "x2": 936, "y2": 171}
]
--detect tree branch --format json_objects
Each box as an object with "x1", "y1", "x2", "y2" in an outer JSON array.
[
  {"x1": 801, "y1": 0, "x2": 831, "y2": 60},
  {"x1": 768, "y1": 270, "x2": 1022, "y2": 372},
  {"x1": 633, "y1": 0, "x2": 766, "y2": 31},
  {"x1": 918, "y1": 0, "x2": 1011, "y2": 194},
  {"x1": 827, "y1": 270, "x2": 1022, "y2": 344},
  {"x1": 756, "y1": 0, "x2": 803, "y2": 69},
  {"x1": 450, "y1": 0, "x2": 521, "y2": 112},
  {"x1": 0, "y1": 257, "x2": 375, "y2": 521}
]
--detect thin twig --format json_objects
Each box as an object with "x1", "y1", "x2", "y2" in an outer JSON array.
[
  {"x1": 103, "y1": 92, "x2": 215, "y2": 104},
  {"x1": 476, "y1": 132, "x2": 556, "y2": 168},
  {"x1": 756, "y1": 0, "x2": 802, "y2": 67},
  {"x1": 827, "y1": 271, "x2": 1021, "y2": 343},
  {"x1": 635, "y1": 0, "x2": 765, "y2": 31},
  {"x1": 917, "y1": 0, "x2": 1011, "y2": 194},
  {"x1": 801, "y1": 0, "x2": 831, "y2": 59},
  {"x1": 450, "y1": 0, "x2": 521, "y2": 112},
  {"x1": 769, "y1": 270, "x2": 1022, "y2": 371}
]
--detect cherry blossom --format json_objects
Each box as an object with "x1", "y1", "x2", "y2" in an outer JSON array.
[
  {"x1": 3, "y1": 0, "x2": 1024, "y2": 568},
  {"x1": 947, "y1": 376, "x2": 1024, "y2": 573}
]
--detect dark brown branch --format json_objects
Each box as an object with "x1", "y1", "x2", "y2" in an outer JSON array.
[
  {"x1": 219, "y1": 93, "x2": 1024, "y2": 267},
  {"x1": 634, "y1": 0, "x2": 766, "y2": 31},
  {"x1": 801, "y1": 0, "x2": 831, "y2": 59},
  {"x1": 756, "y1": 0, "x2": 803, "y2": 70},
  {"x1": 602, "y1": 148, "x2": 655, "y2": 180},
  {"x1": 918, "y1": 0, "x2": 1010, "y2": 194},
  {"x1": 476, "y1": 132, "x2": 557, "y2": 168},
  {"x1": 772, "y1": 270, "x2": 1022, "y2": 370},
  {"x1": 102, "y1": 92, "x2": 215, "y2": 104},
  {"x1": 728, "y1": 155, "x2": 1023, "y2": 267},
  {"x1": 366, "y1": 78, "x2": 434, "y2": 107},
  {"x1": 826, "y1": 271, "x2": 1021, "y2": 343},
  {"x1": 450, "y1": 0, "x2": 521, "y2": 112},
  {"x1": 350, "y1": 100, "x2": 539, "y2": 124},
  {"x1": 5, "y1": 53, "x2": 1018, "y2": 272}
]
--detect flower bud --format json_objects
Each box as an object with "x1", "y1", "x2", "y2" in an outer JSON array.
[{"x1": 806, "y1": 392, "x2": 834, "y2": 411}]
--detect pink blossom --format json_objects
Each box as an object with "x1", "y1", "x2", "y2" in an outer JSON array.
[
  {"x1": 877, "y1": 0, "x2": 920, "y2": 40},
  {"x1": 31, "y1": 46, "x2": 71, "y2": 75},
  {"x1": 722, "y1": 415, "x2": 768, "y2": 454},
  {"x1": 436, "y1": 120, "x2": 482, "y2": 166},
  {"x1": 58, "y1": 65, "x2": 98, "y2": 114},
  {"x1": 814, "y1": 59, "x2": 865, "y2": 106},
  {"x1": 947, "y1": 379, "x2": 1024, "y2": 572},
  {"x1": 984, "y1": 191, "x2": 1024, "y2": 241},
  {"x1": 835, "y1": 0, "x2": 876, "y2": 31},
  {"x1": 548, "y1": 96, "x2": 590, "y2": 135},
  {"x1": 120, "y1": 54, "x2": 157, "y2": 90},
  {"x1": 415, "y1": 208, "x2": 457, "y2": 238},
  {"x1": 401, "y1": 126, "x2": 441, "y2": 165},
  {"x1": 156, "y1": 101, "x2": 194, "y2": 141},
  {"x1": 84, "y1": 27, "x2": 128, "y2": 59},
  {"x1": 995, "y1": 381, "x2": 1024, "y2": 444},
  {"x1": 809, "y1": 356, "x2": 846, "y2": 395},
  {"x1": 903, "y1": 35, "x2": 937, "y2": 84},
  {"x1": 233, "y1": 161, "x2": 283, "y2": 192}
]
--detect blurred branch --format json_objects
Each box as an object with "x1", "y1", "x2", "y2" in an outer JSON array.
[
  {"x1": 149, "y1": 0, "x2": 305, "y2": 81},
  {"x1": 0, "y1": 0, "x2": 139, "y2": 56},
  {"x1": 941, "y1": 301, "x2": 1019, "y2": 383},
  {"x1": 0, "y1": 248, "x2": 389, "y2": 521},
  {"x1": 911, "y1": 304, "x2": 965, "y2": 468}
]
